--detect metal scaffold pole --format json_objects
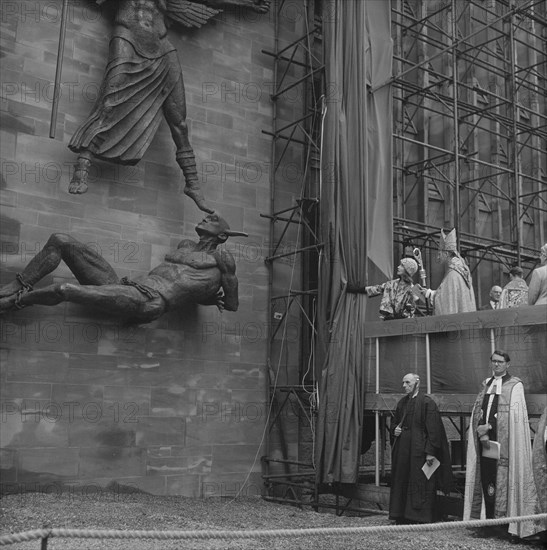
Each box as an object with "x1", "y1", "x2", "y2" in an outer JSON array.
[{"x1": 262, "y1": 0, "x2": 324, "y2": 508}]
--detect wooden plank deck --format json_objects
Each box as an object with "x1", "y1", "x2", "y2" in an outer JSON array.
[{"x1": 363, "y1": 304, "x2": 546, "y2": 338}]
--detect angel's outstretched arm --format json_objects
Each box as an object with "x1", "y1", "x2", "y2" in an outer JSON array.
[
  {"x1": 164, "y1": 0, "x2": 221, "y2": 28},
  {"x1": 166, "y1": 0, "x2": 271, "y2": 24},
  {"x1": 204, "y1": 0, "x2": 271, "y2": 13}
]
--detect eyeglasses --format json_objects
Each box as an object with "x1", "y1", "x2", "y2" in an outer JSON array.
[{"x1": 491, "y1": 359, "x2": 506, "y2": 364}]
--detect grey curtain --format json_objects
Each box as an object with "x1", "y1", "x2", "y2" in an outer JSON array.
[{"x1": 315, "y1": 0, "x2": 393, "y2": 484}]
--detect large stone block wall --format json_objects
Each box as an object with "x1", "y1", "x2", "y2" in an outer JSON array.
[{"x1": 0, "y1": 0, "x2": 289, "y2": 497}]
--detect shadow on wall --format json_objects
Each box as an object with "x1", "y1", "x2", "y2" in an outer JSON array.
[{"x1": 0, "y1": 170, "x2": 21, "y2": 281}]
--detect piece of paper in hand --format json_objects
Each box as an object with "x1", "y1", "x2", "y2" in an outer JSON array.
[
  {"x1": 481, "y1": 440, "x2": 501, "y2": 460},
  {"x1": 421, "y1": 457, "x2": 440, "y2": 480}
]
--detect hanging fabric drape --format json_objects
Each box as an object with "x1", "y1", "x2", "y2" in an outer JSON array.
[{"x1": 315, "y1": 0, "x2": 393, "y2": 485}]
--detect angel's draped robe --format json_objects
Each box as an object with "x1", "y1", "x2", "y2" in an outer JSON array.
[{"x1": 69, "y1": 1, "x2": 182, "y2": 163}]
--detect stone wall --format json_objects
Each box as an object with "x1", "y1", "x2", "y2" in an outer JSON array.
[{"x1": 0, "y1": 0, "x2": 281, "y2": 497}]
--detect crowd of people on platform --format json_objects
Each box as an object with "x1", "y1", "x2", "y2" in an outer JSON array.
[
  {"x1": 389, "y1": 358, "x2": 547, "y2": 543},
  {"x1": 368, "y1": 234, "x2": 547, "y2": 540},
  {"x1": 365, "y1": 232, "x2": 547, "y2": 320}
]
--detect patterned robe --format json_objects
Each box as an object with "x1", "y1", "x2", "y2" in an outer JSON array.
[
  {"x1": 499, "y1": 278, "x2": 528, "y2": 309},
  {"x1": 464, "y1": 375, "x2": 542, "y2": 538},
  {"x1": 365, "y1": 279, "x2": 416, "y2": 320}
]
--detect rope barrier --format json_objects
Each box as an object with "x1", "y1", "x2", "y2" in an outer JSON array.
[
  {"x1": 0, "y1": 513, "x2": 545, "y2": 546},
  {"x1": 0, "y1": 530, "x2": 50, "y2": 546}
]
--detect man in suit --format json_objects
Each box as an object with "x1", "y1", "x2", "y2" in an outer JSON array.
[
  {"x1": 528, "y1": 243, "x2": 547, "y2": 306},
  {"x1": 480, "y1": 285, "x2": 502, "y2": 310}
]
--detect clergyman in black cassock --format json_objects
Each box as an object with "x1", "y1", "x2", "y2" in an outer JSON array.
[{"x1": 389, "y1": 373, "x2": 452, "y2": 523}]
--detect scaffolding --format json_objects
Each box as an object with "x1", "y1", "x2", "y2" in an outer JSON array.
[
  {"x1": 391, "y1": 0, "x2": 547, "y2": 301},
  {"x1": 262, "y1": 0, "x2": 547, "y2": 514},
  {"x1": 261, "y1": 0, "x2": 324, "y2": 507}
]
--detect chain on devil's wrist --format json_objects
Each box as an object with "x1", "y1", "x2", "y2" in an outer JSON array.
[{"x1": 16, "y1": 273, "x2": 33, "y2": 291}]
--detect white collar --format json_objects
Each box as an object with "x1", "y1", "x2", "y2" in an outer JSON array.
[{"x1": 487, "y1": 377, "x2": 503, "y2": 395}]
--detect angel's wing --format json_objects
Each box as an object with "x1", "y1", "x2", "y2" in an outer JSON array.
[{"x1": 166, "y1": 0, "x2": 221, "y2": 28}]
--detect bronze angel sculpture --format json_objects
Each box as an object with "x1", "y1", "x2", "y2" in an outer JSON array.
[{"x1": 68, "y1": 0, "x2": 271, "y2": 213}]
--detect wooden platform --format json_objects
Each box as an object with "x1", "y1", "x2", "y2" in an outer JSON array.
[
  {"x1": 362, "y1": 305, "x2": 546, "y2": 412},
  {"x1": 362, "y1": 304, "x2": 546, "y2": 338},
  {"x1": 364, "y1": 392, "x2": 547, "y2": 415}
]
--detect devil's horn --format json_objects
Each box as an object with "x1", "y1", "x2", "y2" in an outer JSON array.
[{"x1": 225, "y1": 230, "x2": 248, "y2": 238}]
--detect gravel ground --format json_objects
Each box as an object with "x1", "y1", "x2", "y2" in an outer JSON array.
[{"x1": 0, "y1": 492, "x2": 545, "y2": 550}]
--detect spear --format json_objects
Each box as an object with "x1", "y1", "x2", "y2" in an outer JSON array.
[{"x1": 49, "y1": 0, "x2": 69, "y2": 139}]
